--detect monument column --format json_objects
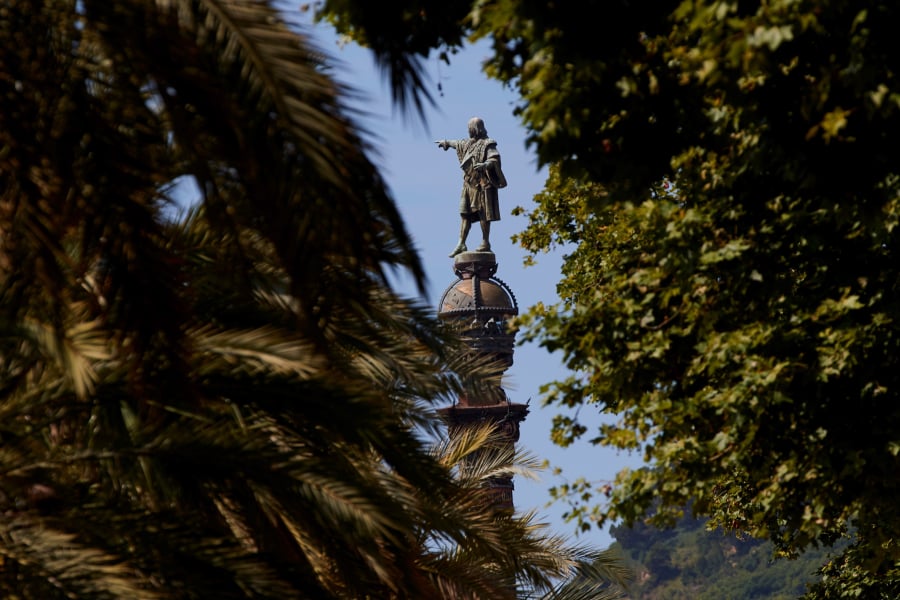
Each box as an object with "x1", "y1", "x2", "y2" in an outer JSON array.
[{"x1": 437, "y1": 250, "x2": 528, "y2": 513}]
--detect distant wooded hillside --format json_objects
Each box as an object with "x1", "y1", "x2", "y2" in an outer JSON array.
[{"x1": 611, "y1": 513, "x2": 844, "y2": 599}]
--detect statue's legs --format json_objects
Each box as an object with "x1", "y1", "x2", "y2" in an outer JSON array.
[
  {"x1": 449, "y1": 218, "x2": 471, "y2": 257},
  {"x1": 476, "y1": 219, "x2": 491, "y2": 252}
]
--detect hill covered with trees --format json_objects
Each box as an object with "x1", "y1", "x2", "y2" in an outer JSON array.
[{"x1": 611, "y1": 514, "x2": 843, "y2": 599}]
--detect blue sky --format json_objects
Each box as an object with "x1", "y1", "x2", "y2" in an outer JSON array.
[{"x1": 302, "y1": 21, "x2": 639, "y2": 549}]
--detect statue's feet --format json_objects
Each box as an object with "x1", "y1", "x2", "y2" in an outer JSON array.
[
  {"x1": 449, "y1": 243, "x2": 467, "y2": 257},
  {"x1": 475, "y1": 241, "x2": 491, "y2": 252}
]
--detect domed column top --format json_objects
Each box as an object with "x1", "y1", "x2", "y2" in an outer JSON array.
[{"x1": 438, "y1": 250, "x2": 519, "y2": 407}]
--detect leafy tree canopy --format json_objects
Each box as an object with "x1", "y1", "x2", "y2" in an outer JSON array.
[{"x1": 315, "y1": 0, "x2": 900, "y2": 594}]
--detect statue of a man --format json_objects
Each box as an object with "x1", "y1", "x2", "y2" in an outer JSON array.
[{"x1": 437, "y1": 117, "x2": 507, "y2": 257}]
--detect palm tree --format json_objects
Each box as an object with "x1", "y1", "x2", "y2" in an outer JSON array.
[
  {"x1": 0, "y1": 1, "x2": 631, "y2": 597},
  {"x1": 426, "y1": 424, "x2": 632, "y2": 600}
]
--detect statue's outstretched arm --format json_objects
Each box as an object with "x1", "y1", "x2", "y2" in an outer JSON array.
[{"x1": 435, "y1": 139, "x2": 459, "y2": 151}]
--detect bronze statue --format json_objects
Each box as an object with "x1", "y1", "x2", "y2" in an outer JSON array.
[{"x1": 437, "y1": 117, "x2": 507, "y2": 257}]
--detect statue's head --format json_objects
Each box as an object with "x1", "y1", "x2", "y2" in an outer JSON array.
[{"x1": 468, "y1": 117, "x2": 487, "y2": 139}]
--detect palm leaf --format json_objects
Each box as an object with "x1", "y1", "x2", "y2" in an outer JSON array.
[
  {"x1": 87, "y1": 0, "x2": 424, "y2": 291},
  {"x1": 0, "y1": 516, "x2": 160, "y2": 600},
  {"x1": 189, "y1": 324, "x2": 324, "y2": 378}
]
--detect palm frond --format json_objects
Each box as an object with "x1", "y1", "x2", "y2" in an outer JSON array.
[
  {"x1": 537, "y1": 548, "x2": 633, "y2": 600},
  {"x1": 0, "y1": 516, "x2": 160, "y2": 600},
  {"x1": 105, "y1": 0, "x2": 421, "y2": 287},
  {"x1": 19, "y1": 316, "x2": 109, "y2": 400},
  {"x1": 190, "y1": 324, "x2": 324, "y2": 378}
]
